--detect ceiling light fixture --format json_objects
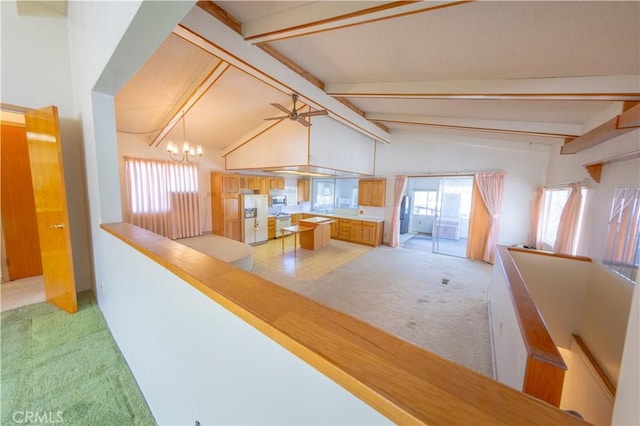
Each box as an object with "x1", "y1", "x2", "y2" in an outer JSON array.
[{"x1": 166, "y1": 112, "x2": 202, "y2": 163}]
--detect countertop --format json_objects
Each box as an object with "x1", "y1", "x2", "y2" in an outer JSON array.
[
  {"x1": 300, "y1": 216, "x2": 334, "y2": 224},
  {"x1": 284, "y1": 211, "x2": 385, "y2": 223}
]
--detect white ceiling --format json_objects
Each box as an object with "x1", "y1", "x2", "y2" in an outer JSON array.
[{"x1": 115, "y1": 1, "x2": 640, "y2": 153}]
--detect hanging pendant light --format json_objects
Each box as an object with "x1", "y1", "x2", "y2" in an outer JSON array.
[{"x1": 167, "y1": 112, "x2": 203, "y2": 163}]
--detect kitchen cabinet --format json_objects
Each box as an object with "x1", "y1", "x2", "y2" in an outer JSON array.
[
  {"x1": 291, "y1": 213, "x2": 300, "y2": 226},
  {"x1": 299, "y1": 217, "x2": 332, "y2": 250},
  {"x1": 360, "y1": 222, "x2": 377, "y2": 245},
  {"x1": 337, "y1": 217, "x2": 383, "y2": 246},
  {"x1": 224, "y1": 174, "x2": 240, "y2": 194},
  {"x1": 351, "y1": 220, "x2": 363, "y2": 241},
  {"x1": 211, "y1": 172, "x2": 241, "y2": 241},
  {"x1": 259, "y1": 177, "x2": 270, "y2": 195},
  {"x1": 339, "y1": 218, "x2": 352, "y2": 240},
  {"x1": 270, "y1": 177, "x2": 284, "y2": 190},
  {"x1": 358, "y1": 178, "x2": 386, "y2": 207},
  {"x1": 248, "y1": 176, "x2": 261, "y2": 191},
  {"x1": 330, "y1": 220, "x2": 339, "y2": 238},
  {"x1": 297, "y1": 179, "x2": 310, "y2": 203},
  {"x1": 303, "y1": 214, "x2": 384, "y2": 247},
  {"x1": 223, "y1": 194, "x2": 241, "y2": 241},
  {"x1": 268, "y1": 216, "x2": 276, "y2": 240},
  {"x1": 239, "y1": 176, "x2": 248, "y2": 190}
]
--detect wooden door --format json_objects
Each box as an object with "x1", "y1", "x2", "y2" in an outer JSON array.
[
  {"x1": 1, "y1": 122, "x2": 43, "y2": 280},
  {"x1": 24, "y1": 106, "x2": 77, "y2": 313}
]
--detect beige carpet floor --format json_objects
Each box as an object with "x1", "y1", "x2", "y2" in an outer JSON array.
[
  {"x1": 1, "y1": 275, "x2": 45, "y2": 312},
  {"x1": 252, "y1": 242, "x2": 494, "y2": 378}
]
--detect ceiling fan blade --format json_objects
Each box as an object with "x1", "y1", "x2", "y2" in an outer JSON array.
[
  {"x1": 297, "y1": 117, "x2": 311, "y2": 127},
  {"x1": 270, "y1": 103, "x2": 291, "y2": 115},
  {"x1": 298, "y1": 110, "x2": 328, "y2": 117},
  {"x1": 264, "y1": 116, "x2": 288, "y2": 121}
]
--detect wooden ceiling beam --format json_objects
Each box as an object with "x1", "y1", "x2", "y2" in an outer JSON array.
[
  {"x1": 196, "y1": 1, "x2": 241, "y2": 34},
  {"x1": 150, "y1": 61, "x2": 231, "y2": 147},
  {"x1": 334, "y1": 97, "x2": 389, "y2": 132},
  {"x1": 243, "y1": 1, "x2": 470, "y2": 44},
  {"x1": 326, "y1": 76, "x2": 640, "y2": 101},
  {"x1": 195, "y1": 1, "x2": 389, "y2": 137},
  {"x1": 618, "y1": 102, "x2": 640, "y2": 129},
  {"x1": 257, "y1": 44, "x2": 325, "y2": 91},
  {"x1": 562, "y1": 103, "x2": 639, "y2": 154},
  {"x1": 366, "y1": 113, "x2": 580, "y2": 139}
]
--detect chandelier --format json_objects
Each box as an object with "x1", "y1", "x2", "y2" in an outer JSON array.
[{"x1": 166, "y1": 113, "x2": 203, "y2": 163}]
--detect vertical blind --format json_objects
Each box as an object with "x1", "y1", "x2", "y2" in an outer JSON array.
[{"x1": 124, "y1": 157, "x2": 201, "y2": 239}]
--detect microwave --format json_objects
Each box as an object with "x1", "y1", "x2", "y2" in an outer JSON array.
[{"x1": 270, "y1": 195, "x2": 286, "y2": 206}]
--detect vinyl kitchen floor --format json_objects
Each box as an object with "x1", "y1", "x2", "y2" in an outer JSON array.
[{"x1": 250, "y1": 236, "x2": 371, "y2": 293}]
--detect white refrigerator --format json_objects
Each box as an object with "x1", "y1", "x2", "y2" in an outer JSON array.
[{"x1": 242, "y1": 194, "x2": 268, "y2": 245}]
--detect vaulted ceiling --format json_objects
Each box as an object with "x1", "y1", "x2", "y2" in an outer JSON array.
[{"x1": 115, "y1": 1, "x2": 640, "y2": 154}]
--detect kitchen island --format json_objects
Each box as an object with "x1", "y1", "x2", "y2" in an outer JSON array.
[{"x1": 299, "y1": 217, "x2": 335, "y2": 250}]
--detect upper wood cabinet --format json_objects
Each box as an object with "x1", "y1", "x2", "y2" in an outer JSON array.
[
  {"x1": 358, "y1": 178, "x2": 386, "y2": 207},
  {"x1": 247, "y1": 176, "x2": 261, "y2": 191},
  {"x1": 259, "y1": 177, "x2": 270, "y2": 195},
  {"x1": 297, "y1": 179, "x2": 310, "y2": 203},
  {"x1": 270, "y1": 177, "x2": 284, "y2": 190},
  {"x1": 223, "y1": 174, "x2": 240, "y2": 193}
]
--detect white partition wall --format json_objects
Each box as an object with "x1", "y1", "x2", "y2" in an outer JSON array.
[{"x1": 100, "y1": 232, "x2": 391, "y2": 425}]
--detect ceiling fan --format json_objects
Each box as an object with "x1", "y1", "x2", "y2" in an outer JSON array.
[{"x1": 264, "y1": 94, "x2": 328, "y2": 127}]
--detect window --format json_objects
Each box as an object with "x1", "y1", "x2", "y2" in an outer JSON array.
[
  {"x1": 541, "y1": 189, "x2": 570, "y2": 247},
  {"x1": 603, "y1": 188, "x2": 640, "y2": 283},
  {"x1": 412, "y1": 191, "x2": 438, "y2": 216},
  {"x1": 126, "y1": 158, "x2": 198, "y2": 214},
  {"x1": 311, "y1": 178, "x2": 359, "y2": 212},
  {"x1": 540, "y1": 187, "x2": 587, "y2": 251},
  {"x1": 124, "y1": 157, "x2": 200, "y2": 239}
]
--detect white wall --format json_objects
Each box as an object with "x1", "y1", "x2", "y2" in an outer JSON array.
[
  {"x1": 488, "y1": 258, "x2": 528, "y2": 390},
  {"x1": 225, "y1": 118, "x2": 309, "y2": 170},
  {"x1": 100, "y1": 232, "x2": 391, "y2": 425},
  {"x1": 309, "y1": 115, "x2": 376, "y2": 175},
  {"x1": 376, "y1": 129, "x2": 550, "y2": 244},
  {"x1": 612, "y1": 282, "x2": 640, "y2": 426},
  {"x1": 1, "y1": 1, "x2": 93, "y2": 290},
  {"x1": 509, "y1": 252, "x2": 591, "y2": 349}
]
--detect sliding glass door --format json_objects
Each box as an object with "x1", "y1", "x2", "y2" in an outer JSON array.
[{"x1": 432, "y1": 177, "x2": 473, "y2": 257}]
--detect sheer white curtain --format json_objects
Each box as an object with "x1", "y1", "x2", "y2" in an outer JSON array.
[
  {"x1": 124, "y1": 157, "x2": 201, "y2": 239},
  {"x1": 553, "y1": 182, "x2": 582, "y2": 254},
  {"x1": 527, "y1": 187, "x2": 545, "y2": 249},
  {"x1": 474, "y1": 172, "x2": 505, "y2": 263},
  {"x1": 389, "y1": 175, "x2": 408, "y2": 248}
]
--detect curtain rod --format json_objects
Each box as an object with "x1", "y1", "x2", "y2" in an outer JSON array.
[{"x1": 543, "y1": 178, "x2": 592, "y2": 189}]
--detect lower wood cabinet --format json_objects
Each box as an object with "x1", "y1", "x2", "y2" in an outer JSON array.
[
  {"x1": 303, "y1": 215, "x2": 383, "y2": 247},
  {"x1": 268, "y1": 216, "x2": 276, "y2": 240}
]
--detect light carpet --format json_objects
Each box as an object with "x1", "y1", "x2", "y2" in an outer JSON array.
[
  {"x1": 1, "y1": 275, "x2": 46, "y2": 312},
  {"x1": 252, "y1": 243, "x2": 494, "y2": 378}
]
